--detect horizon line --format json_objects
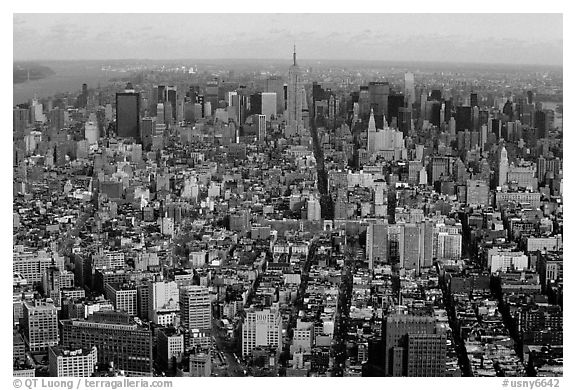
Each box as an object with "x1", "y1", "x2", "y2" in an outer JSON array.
[{"x1": 13, "y1": 57, "x2": 563, "y2": 68}]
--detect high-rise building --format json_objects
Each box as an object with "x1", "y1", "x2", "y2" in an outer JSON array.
[
  {"x1": 48, "y1": 346, "x2": 98, "y2": 377},
  {"x1": 258, "y1": 114, "x2": 267, "y2": 142},
  {"x1": 22, "y1": 299, "x2": 59, "y2": 352},
  {"x1": 499, "y1": 146, "x2": 509, "y2": 187},
  {"x1": 116, "y1": 89, "x2": 140, "y2": 139},
  {"x1": 157, "y1": 85, "x2": 166, "y2": 103},
  {"x1": 369, "y1": 82, "x2": 390, "y2": 117},
  {"x1": 242, "y1": 308, "x2": 282, "y2": 357},
  {"x1": 261, "y1": 92, "x2": 277, "y2": 120},
  {"x1": 382, "y1": 314, "x2": 445, "y2": 376},
  {"x1": 166, "y1": 86, "x2": 177, "y2": 123},
  {"x1": 287, "y1": 46, "x2": 305, "y2": 135},
  {"x1": 404, "y1": 73, "x2": 415, "y2": 106},
  {"x1": 406, "y1": 333, "x2": 447, "y2": 377},
  {"x1": 105, "y1": 282, "x2": 138, "y2": 316},
  {"x1": 13, "y1": 108, "x2": 30, "y2": 134},
  {"x1": 49, "y1": 108, "x2": 66, "y2": 131},
  {"x1": 157, "y1": 328, "x2": 184, "y2": 371},
  {"x1": 367, "y1": 221, "x2": 388, "y2": 269},
  {"x1": 179, "y1": 286, "x2": 212, "y2": 331},
  {"x1": 61, "y1": 311, "x2": 153, "y2": 376},
  {"x1": 85, "y1": 121, "x2": 99, "y2": 145},
  {"x1": 266, "y1": 76, "x2": 285, "y2": 114}
]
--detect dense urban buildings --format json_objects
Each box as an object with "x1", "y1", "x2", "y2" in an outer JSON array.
[{"x1": 12, "y1": 14, "x2": 563, "y2": 379}]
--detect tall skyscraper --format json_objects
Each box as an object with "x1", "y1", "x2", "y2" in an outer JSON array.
[
  {"x1": 265, "y1": 76, "x2": 285, "y2": 114},
  {"x1": 287, "y1": 46, "x2": 305, "y2": 135},
  {"x1": 367, "y1": 221, "x2": 388, "y2": 269},
  {"x1": 261, "y1": 92, "x2": 277, "y2": 120},
  {"x1": 404, "y1": 72, "x2": 415, "y2": 106},
  {"x1": 166, "y1": 86, "x2": 177, "y2": 123},
  {"x1": 116, "y1": 86, "x2": 140, "y2": 139},
  {"x1": 499, "y1": 146, "x2": 509, "y2": 187},
  {"x1": 179, "y1": 286, "x2": 212, "y2": 331},
  {"x1": 258, "y1": 114, "x2": 267, "y2": 142}
]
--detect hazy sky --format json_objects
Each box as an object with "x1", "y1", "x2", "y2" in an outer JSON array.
[{"x1": 13, "y1": 14, "x2": 563, "y2": 65}]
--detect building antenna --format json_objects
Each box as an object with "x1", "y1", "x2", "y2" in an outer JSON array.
[{"x1": 293, "y1": 44, "x2": 297, "y2": 66}]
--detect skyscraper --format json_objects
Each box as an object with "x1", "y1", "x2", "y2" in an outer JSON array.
[
  {"x1": 404, "y1": 72, "x2": 415, "y2": 106},
  {"x1": 179, "y1": 286, "x2": 212, "y2": 331},
  {"x1": 287, "y1": 46, "x2": 304, "y2": 135},
  {"x1": 499, "y1": 146, "x2": 509, "y2": 187},
  {"x1": 366, "y1": 221, "x2": 388, "y2": 269},
  {"x1": 382, "y1": 314, "x2": 444, "y2": 376},
  {"x1": 258, "y1": 114, "x2": 267, "y2": 142},
  {"x1": 166, "y1": 86, "x2": 177, "y2": 123},
  {"x1": 116, "y1": 86, "x2": 140, "y2": 139},
  {"x1": 261, "y1": 92, "x2": 277, "y2": 120}
]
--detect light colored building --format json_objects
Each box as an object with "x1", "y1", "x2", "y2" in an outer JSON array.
[
  {"x1": 261, "y1": 92, "x2": 277, "y2": 120},
  {"x1": 242, "y1": 308, "x2": 282, "y2": 357},
  {"x1": 286, "y1": 47, "x2": 305, "y2": 136},
  {"x1": 157, "y1": 328, "x2": 184, "y2": 370},
  {"x1": 85, "y1": 121, "x2": 99, "y2": 145},
  {"x1": 22, "y1": 299, "x2": 59, "y2": 352},
  {"x1": 48, "y1": 346, "x2": 97, "y2": 377},
  {"x1": 488, "y1": 249, "x2": 529, "y2": 273},
  {"x1": 179, "y1": 286, "x2": 212, "y2": 331},
  {"x1": 105, "y1": 283, "x2": 137, "y2": 316}
]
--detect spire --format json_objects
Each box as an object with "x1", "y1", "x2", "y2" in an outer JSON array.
[
  {"x1": 368, "y1": 108, "x2": 376, "y2": 132},
  {"x1": 293, "y1": 44, "x2": 297, "y2": 66}
]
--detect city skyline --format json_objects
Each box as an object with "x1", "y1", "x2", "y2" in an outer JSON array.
[
  {"x1": 14, "y1": 14, "x2": 562, "y2": 66},
  {"x1": 11, "y1": 11, "x2": 565, "y2": 381}
]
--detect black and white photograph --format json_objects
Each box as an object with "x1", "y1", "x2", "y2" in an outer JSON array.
[{"x1": 8, "y1": 4, "x2": 571, "y2": 387}]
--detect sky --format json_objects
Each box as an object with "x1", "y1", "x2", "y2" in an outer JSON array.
[{"x1": 13, "y1": 14, "x2": 563, "y2": 66}]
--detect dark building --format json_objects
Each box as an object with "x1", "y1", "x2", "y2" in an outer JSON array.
[
  {"x1": 249, "y1": 93, "x2": 262, "y2": 116},
  {"x1": 166, "y1": 87, "x2": 177, "y2": 123},
  {"x1": 116, "y1": 92, "x2": 140, "y2": 139},
  {"x1": 398, "y1": 107, "x2": 412, "y2": 136},
  {"x1": 387, "y1": 94, "x2": 405, "y2": 127},
  {"x1": 430, "y1": 89, "x2": 442, "y2": 101},
  {"x1": 157, "y1": 85, "x2": 166, "y2": 103},
  {"x1": 534, "y1": 110, "x2": 547, "y2": 139},
  {"x1": 61, "y1": 311, "x2": 153, "y2": 376},
  {"x1": 470, "y1": 92, "x2": 478, "y2": 108},
  {"x1": 455, "y1": 106, "x2": 472, "y2": 131},
  {"x1": 369, "y1": 82, "x2": 390, "y2": 117},
  {"x1": 382, "y1": 315, "x2": 445, "y2": 377}
]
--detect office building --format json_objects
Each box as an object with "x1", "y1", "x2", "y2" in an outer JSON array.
[
  {"x1": 48, "y1": 346, "x2": 98, "y2": 377},
  {"x1": 105, "y1": 282, "x2": 138, "y2": 316},
  {"x1": 404, "y1": 72, "x2": 415, "y2": 106},
  {"x1": 261, "y1": 92, "x2": 277, "y2": 120},
  {"x1": 116, "y1": 89, "x2": 140, "y2": 139},
  {"x1": 22, "y1": 299, "x2": 59, "y2": 352},
  {"x1": 179, "y1": 286, "x2": 212, "y2": 331},
  {"x1": 383, "y1": 314, "x2": 444, "y2": 376},
  {"x1": 242, "y1": 308, "x2": 282, "y2": 357},
  {"x1": 157, "y1": 328, "x2": 184, "y2": 371},
  {"x1": 366, "y1": 221, "x2": 388, "y2": 269},
  {"x1": 258, "y1": 114, "x2": 267, "y2": 141},
  {"x1": 498, "y1": 146, "x2": 509, "y2": 187},
  {"x1": 287, "y1": 47, "x2": 305, "y2": 135},
  {"x1": 61, "y1": 311, "x2": 153, "y2": 376}
]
